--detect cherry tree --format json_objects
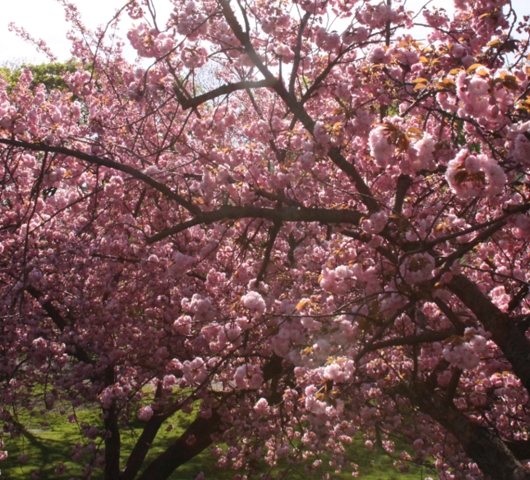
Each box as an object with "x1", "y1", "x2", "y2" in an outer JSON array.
[{"x1": 2, "y1": 0, "x2": 530, "y2": 478}]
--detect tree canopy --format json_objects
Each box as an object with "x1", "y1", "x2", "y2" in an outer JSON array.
[
  {"x1": 2, "y1": 0, "x2": 530, "y2": 479},
  {"x1": 0, "y1": 61, "x2": 78, "y2": 91}
]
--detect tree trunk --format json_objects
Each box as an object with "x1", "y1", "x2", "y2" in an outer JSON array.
[
  {"x1": 104, "y1": 367, "x2": 121, "y2": 480},
  {"x1": 136, "y1": 412, "x2": 221, "y2": 480},
  {"x1": 448, "y1": 275, "x2": 530, "y2": 393},
  {"x1": 408, "y1": 383, "x2": 530, "y2": 480},
  {"x1": 120, "y1": 416, "x2": 164, "y2": 480}
]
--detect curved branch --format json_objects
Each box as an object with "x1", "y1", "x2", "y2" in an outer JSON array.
[
  {"x1": 135, "y1": 413, "x2": 222, "y2": 480},
  {"x1": 0, "y1": 138, "x2": 201, "y2": 215},
  {"x1": 120, "y1": 415, "x2": 164, "y2": 480},
  {"x1": 367, "y1": 328, "x2": 456, "y2": 351},
  {"x1": 25, "y1": 286, "x2": 94, "y2": 365},
  {"x1": 355, "y1": 302, "x2": 414, "y2": 362},
  {"x1": 217, "y1": 0, "x2": 378, "y2": 214},
  {"x1": 328, "y1": 147, "x2": 380, "y2": 213},
  {"x1": 404, "y1": 381, "x2": 530, "y2": 480},
  {"x1": 256, "y1": 220, "x2": 281, "y2": 285},
  {"x1": 146, "y1": 205, "x2": 363, "y2": 244},
  {"x1": 448, "y1": 274, "x2": 530, "y2": 393},
  {"x1": 176, "y1": 79, "x2": 275, "y2": 110},
  {"x1": 424, "y1": 203, "x2": 530, "y2": 249},
  {"x1": 290, "y1": 12, "x2": 311, "y2": 96}
]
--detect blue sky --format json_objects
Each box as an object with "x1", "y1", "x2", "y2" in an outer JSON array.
[{"x1": 1, "y1": 0, "x2": 529, "y2": 65}]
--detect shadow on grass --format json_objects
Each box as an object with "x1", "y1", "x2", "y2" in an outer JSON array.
[
  {"x1": 3, "y1": 431, "x2": 83, "y2": 479},
  {"x1": 2, "y1": 408, "x2": 434, "y2": 480}
]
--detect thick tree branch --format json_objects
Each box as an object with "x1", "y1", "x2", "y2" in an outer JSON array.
[
  {"x1": 256, "y1": 220, "x2": 281, "y2": 285},
  {"x1": 218, "y1": 0, "x2": 378, "y2": 215},
  {"x1": 403, "y1": 382, "x2": 530, "y2": 480},
  {"x1": 367, "y1": 328, "x2": 456, "y2": 351},
  {"x1": 25, "y1": 286, "x2": 94, "y2": 365},
  {"x1": 506, "y1": 439, "x2": 530, "y2": 461},
  {"x1": 136, "y1": 411, "x2": 221, "y2": 480},
  {"x1": 448, "y1": 274, "x2": 530, "y2": 393},
  {"x1": 328, "y1": 147, "x2": 380, "y2": 213},
  {"x1": 120, "y1": 415, "x2": 165, "y2": 480},
  {"x1": 393, "y1": 174, "x2": 411, "y2": 214},
  {"x1": 146, "y1": 205, "x2": 363, "y2": 244},
  {"x1": 176, "y1": 79, "x2": 275, "y2": 110},
  {"x1": 0, "y1": 138, "x2": 201, "y2": 215},
  {"x1": 516, "y1": 315, "x2": 530, "y2": 334},
  {"x1": 104, "y1": 367, "x2": 121, "y2": 480}
]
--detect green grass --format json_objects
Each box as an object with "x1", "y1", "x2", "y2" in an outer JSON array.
[{"x1": 1, "y1": 405, "x2": 435, "y2": 480}]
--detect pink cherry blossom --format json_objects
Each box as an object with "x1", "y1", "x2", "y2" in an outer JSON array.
[
  {"x1": 1, "y1": 1, "x2": 530, "y2": 479},
  {"x1": 138, "y1": 406, "x2": 154, "y2": 421}
]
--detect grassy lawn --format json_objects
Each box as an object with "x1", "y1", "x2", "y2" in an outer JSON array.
[{"x1": 1, "y1": 406, "x2": 435, "y2": 480}]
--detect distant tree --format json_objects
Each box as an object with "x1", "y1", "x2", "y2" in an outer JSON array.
[
  {"x1": 1, "y1": 0, "x2": 530, "y2": 479},
  {"x1": 0, "y1": 60, "x2": 78, "y2": 91}
]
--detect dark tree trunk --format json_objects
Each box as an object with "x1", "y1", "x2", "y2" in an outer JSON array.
[
  {"x1": 104, "y1": 367, "x2": 121, "y2": 480},
  {"x1": 448, "y1": 275, "x2": 530, "y2": 393},
  {"x1": 136, "y1": 411, "x2": 221, "y2": 480},
  {"x1": 120, "y1": 416, "x2": 165, "y2": 480},
  {"x1": 408, "y1": 384, "x2": 530, "y2": 480}
]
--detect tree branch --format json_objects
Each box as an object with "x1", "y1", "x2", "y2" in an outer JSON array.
[
  {"x1": 431, "y1": 297, "x2": 466, "y2": 335},
  {"x1": 217, "y1": 0, "x2": 378, "y2": 215},
  {"x1": 448, "y1": 274, "x2": 530, "y2": 393},
  {"x1": 423, "y1": 206, "x2": 530, "y2": 249},
  {"x1": 120, "y1": 415, "x2": 165, "y2": 480},
  {"x1": 136, "y1": 411, "x2": 221, "y2": 480},
  {"x1": 327, "y1": 147, "x2": 380, "y2": 214},
  {"x1": 256, "y1": 220, "x2": 281, "y2": 285},
  {"x1": 355, "y1": 302, "x2": 414, "y2": 362},
  {"x1": 403, "y1": 381, "x2": 530, "y2": 480},
  {"x1": 440, "y1": 220, "x2": 508, "y2": 268},
  {"x1": 176, "y1": 79, "x2": 275, "y2": 110},
  {"x1": 367, "y1": 328, "x2": 456, "y2": 351},
  {"x1": 0, "y1": 138, "x2": 201, "y2": 215},
  {"x1": 393, "y1": 174, "x2": 412, "y2": 214},
  {"x1": 25, "y1": 286, "x2": 94, "y2": 365},
  {"x1": 289, "y1": 12, "x2": 311, "y2": 96},
  {"x1": 104, "y1": 366, "x2": 121, "y2": 480},
  {"x1": 252, "y1": 187, "x2": 300, "y2": 206},
  {"x1": 506, "y1": 439, "x2": 530, "y2": 461},
  {"x1": 146, "y1": 205, "x2": 363, "y2": 244}
]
